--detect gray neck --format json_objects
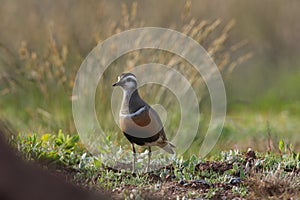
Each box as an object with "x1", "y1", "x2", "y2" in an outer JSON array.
[{"x1": 120, "y1": 89, "x2": 145, "y2": 114}]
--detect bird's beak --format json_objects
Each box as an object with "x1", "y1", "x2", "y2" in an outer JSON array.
[
  {"x1": 113, "y1": 76, "x2": 121, "y2": 87},
  {"x1": 112, "y1": 82, "x2": 119, "y2": 87}
]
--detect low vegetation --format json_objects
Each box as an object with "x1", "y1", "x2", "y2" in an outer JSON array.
[{"x1": 10, "y1": 132, "x2": 300, "y2": 199}]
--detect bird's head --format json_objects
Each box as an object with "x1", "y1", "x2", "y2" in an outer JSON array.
[{"x1": 112, "y1": 73, "x2": 137, "y2": 91}]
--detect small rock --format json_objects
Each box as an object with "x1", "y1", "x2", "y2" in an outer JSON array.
[
  {"x1": 165, "y1": 174, "x2": 176, "y2": 181},
  {"x1": 131, "y1": 189, "x2": 137, "y2": 194},
  {"x1": 165, "y1": 174, "x2": 171, "y2": 180},
  {"x1": 191, "y1": 179, "x2": 210, "y2": 188},
  {"x1": 178, "y1": 179, "x2": 186, "y2": 185},
  {"x1": 183, "y1": 183, "x2": 189, "y2": 187},
  {"x1": 154, "y1": 182, "x2": 161, "y2": 190},
  {"x1": 230, "y1": 177, "x2": 241, "y2": 185},
  {"x1": 129, "y1": 193, "x2": 134, "y2": 199},
  {"x1": 194, "y1": 179, "x2": 208, "y2": 184},
  {"x1": 112, "y1": 188, "x2": 120, "y2": 192}
]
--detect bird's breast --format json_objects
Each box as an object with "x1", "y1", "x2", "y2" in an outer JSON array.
[{"x1": 119, "y1": 108, "x2": 163, "y2": 139}]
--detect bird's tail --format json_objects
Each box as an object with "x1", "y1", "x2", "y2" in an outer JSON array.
[{"x1": 162, "y1": 142, "x2": 175, "y2": 154}]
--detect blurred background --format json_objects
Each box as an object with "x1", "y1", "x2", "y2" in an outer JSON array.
[{"x1": 0, "y1": 0, "x2": 299, "y2": 155}]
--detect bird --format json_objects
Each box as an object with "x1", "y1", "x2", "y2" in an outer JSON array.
[{"x1": 112, "y1": 72, "x2": 175, "y2": 173}]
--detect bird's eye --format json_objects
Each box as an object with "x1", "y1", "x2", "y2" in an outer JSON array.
[{"x1": 126, "y1": 78, "x2": 132, "y2": 82}]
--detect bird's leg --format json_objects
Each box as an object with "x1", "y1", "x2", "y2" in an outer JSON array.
[
  {"x1": 146, "y1": 146, "x2": 151, "y2": 172},
  {"x1": 132, "y1": 143, "x2": 137, "y2": 173}
]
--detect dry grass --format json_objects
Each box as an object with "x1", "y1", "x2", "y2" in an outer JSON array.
[
  {"x1": 0, "y1": 1, "x2": 251, "y2": 137},
  {"x1": 247, "y1": 170, "x2": 300, "y2": 199}
]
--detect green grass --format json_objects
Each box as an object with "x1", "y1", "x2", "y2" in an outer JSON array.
[
  {"x1": 9, "y1": 132, "x2": 300, "y2": 199},
  {"x1": 222, "y1": 110, "x2": 300, "y2": 152}
]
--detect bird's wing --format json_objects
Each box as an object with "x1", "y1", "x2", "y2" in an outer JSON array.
[{"x1": 148, "y1": 107, "x2": 168, "y2": 141}]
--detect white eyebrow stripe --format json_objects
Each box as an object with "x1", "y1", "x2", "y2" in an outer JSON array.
[
  {"x1": 120, "y1": 106, "x2": 147, "y2": 118},
  {"x1": 124, "y1": 75, "x2": 137, "y2": 81}
]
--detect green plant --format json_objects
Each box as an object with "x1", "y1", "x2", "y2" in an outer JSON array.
[
  {"x1": 9, "y1": 132, "x2": 300, "y2": 199},
  {"x1": 10, "y1": 130, "x2": 88, "y2": 167},
  {"x1": 279, "y1": 139, "x2": 285, "y2": 153}
]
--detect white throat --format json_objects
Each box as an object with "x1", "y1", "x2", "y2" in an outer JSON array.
[{"x1": 120, "y1": 89, "x2": 135, "y2": 114}]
